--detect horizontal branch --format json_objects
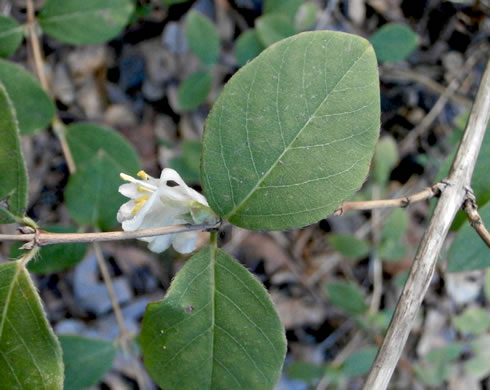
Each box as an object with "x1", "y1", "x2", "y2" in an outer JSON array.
[
  {"x1": 0, "y1": 222, "x2": 221, "y2": 248},
  {"x1": 334, "y1": 182, "x2": 445, "y2": 215},
  {"x1": 463, "y1": 196, "x2": 490, "y2": 248}
]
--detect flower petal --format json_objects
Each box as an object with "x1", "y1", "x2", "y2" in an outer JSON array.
[
  {"x1": 119, "y1": 183, "x2": 140, "y2": 199},
  {"x1": 172, "y1": 230, "x2": 199, "y2": 254},
  {"x1": 146, "y1": 234, "x2": 174, "y2": 253},
  {"x1": 159, "y1": 168, "x2": 209, "y2": 206}
]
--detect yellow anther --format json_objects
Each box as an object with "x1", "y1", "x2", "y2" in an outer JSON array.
[
  {"x1": 137, "y1": 185, "x2": 152, "y2": 193},
  {"x1": 132, "y1": 196, "x2": 149, "y2": 215},
  {"x1": 137, "y1": 170, "x2": 149, "y2": 180}
]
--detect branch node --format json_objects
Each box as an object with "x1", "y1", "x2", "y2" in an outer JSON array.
[
  {"x1": 19, "y1": 228, "x2": 43, "y2": 250},
  {"x1": 401, "y1": 197, "x2": 410, "y2": 208}
]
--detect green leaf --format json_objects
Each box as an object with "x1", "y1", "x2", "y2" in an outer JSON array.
[
  {"x1": 379, "y1": 209, "x2": 408, "y2": 261},
  {"x1": 295, "y1": 2, "x2": 319, "y2": 32},
  {"x1": 235, "y1": 29, "x2": 264, "y2": 67},
  {"x1": 465, "y1": 335, "x2": 490, "y2": 380},
  {"x1": 141, "y1": 247, "x2": 287, "y2": 390},
  {"x1": 326, "y1": 281, "x2": 368, "y2": 315},
  {"x1": 342, "y1": 346, "x2": 377, "y2": 377},
  {"x1": 65, "y1": 122, "x2": 141, "y2": 173},
  {"x1": 10, "y1": 226, "x2": 87, "y2": 273},
  {"x1": 0, "y1": 82, "x2": 27, "y2": 223},
  {"x1": 484, "y1": 269, "x2": 490, "y2": 302},
  {"x1": 369, "y1": 23, "x2": 418, "y2": 63},
  {"x1": 59, "y1": 335, "x2": 116, "y2": 390},
  {"x1": 0, "y1": 59, "x2": 55, "y2": 135},
  {"x1": 263, "y1": 0, "x2": 304, "y2": 20},
  {"x1": 38, "y1": 0, "x2": 134, "y2": 45},
  {"x1": 169, "y1": 140, "x2": 202, "y2": 183},
  {"x1": 178, "y1": 71, "x2": 212, "y2": 111},
  {"x1": 436, "y1": 123, "x2": 490, "y2": 230},
  {"x1": 0, "y1": 261, "x2": 64, "y2": 389},
  {"x1": 372, "y1": 135, "x2": 398, "y2": 185},
  {"x1": 328, "y1": 234, "x2": 370, "y2": 260},
  {"x1": 447, "y1": 203, "x2": 490, "y2": 272},
  {"x1": 452, "y1": 306, "x2": 490, "y2": 335},
  {"x1": 426, "y1": 343, "x2": 463, "y2": 363},
  {"x1": 286, "y1": 361, "x2": 325, "y2": 383},
  {"x1": 164, "y1": 0, "x2": 191, "y2": 4},
  {"x1": 169, "y1": 157, "x2": 201, "y2": 183},
  {"x1": 184, "y1": 10, "x2": 220, "y2": 65},
  {"x1": 0, "y1": 15, "x2": 23, "y2": 58},
  {"x1": 255, "y1": 14, "x2": 296, "y2": 47},
  {"x1": 66, "y1": 151, "x2": 127, "y2": 230},
  {"x1": 201, "y1": 31, "x2": 380, "y2": 231}
]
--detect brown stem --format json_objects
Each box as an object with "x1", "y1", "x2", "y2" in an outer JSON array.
[
  {"x1": 334, "y1": 182, "x2": 445, "y2": 215},
  {"x1": 462, "y1": 194, "x2": 490, "y2": 248},
  {"x1": 26, "y1": 0, "x2": 49, "y2": 92}
]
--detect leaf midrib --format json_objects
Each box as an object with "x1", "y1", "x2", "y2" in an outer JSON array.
[
  {"x1": 0, "y1": 262, "x2": 21, "y2": 340},
  {"x1": 223, "y1": 46, "x2": 371, "y2": 220}
]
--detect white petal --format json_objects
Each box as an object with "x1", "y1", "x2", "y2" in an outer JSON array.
[
  {"x1": 117, "y1": 200, "x2": 136, "y2": 222},
  {"x1": 146, "y1": 234, "x2": 173, "y2": 253},
  {"x1": 119, "y1": 183, "x2": 140, "y2": 199},
  {"x1": 121, "y1": 191, "x2": 159, "y2": 231},
  {"x1": 172, "y1": 231, "x2": 199, "y2": 254},
  {"x1": 159, "y1": 168, "x2": 209, "y2": 206}
]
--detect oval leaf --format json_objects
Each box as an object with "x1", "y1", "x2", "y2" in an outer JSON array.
[
  {"x1": 0, "y1": 83, "x2": 27, "y2": 223},
  {"x1": 448, "y1": 203, "x2": 490, "y2": 272},
  {"x1": 0, "y1": 261, "x2": 64, "y2": 389},
  {"x1": 178, "y1": 70, "x2": 212, "y2": 111},
  {"x1": 38, "y1": 0, "x2": 134, "y2": 45},
  {"x1": 201, "y1": 31, "x2": 380, "y2": 230},
  {"x1": 326, "y1": 281, "x2": 368, "y2": 315},
  {"x1": 235, "y1": 29, "x2": 264, "y2": 67},
  {"x1": 0, "y1": 59, "x2": 55, "y2": 135},
  {"x1": 184, "y1": 10, "x2": 220, "y2": 65},
  {"x1": 369, "y1": 23, "x2": 418, "y2": 63},
  {"x1": 141, "y1": 247, "x2": 287, "y2": 390},
  {"x1": 0, "y1": 15, "x2": 23, "y2": 58},
  {"x1": 263, "y1": 0, "x2": 303, "y2": 20},
  {"x1": 59, "y1": 335, "x2": 116, "y2": 390},
  {"x1": 255, "y1": 14, "x2": 296, "y2": 47}
]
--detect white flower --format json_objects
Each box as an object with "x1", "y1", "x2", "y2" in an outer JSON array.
[{"x1": 117, "y1": 168, "x2": 218, "y2": 254}]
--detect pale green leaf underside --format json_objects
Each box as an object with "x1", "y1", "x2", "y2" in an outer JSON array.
[
  {"x1": 141, "y1": 247, "x2": 286, "y2": 390},
  {"x1": 0, "y1": 83, "x2": 28, "y2": 222},
  {"x1": 38, "y1": 0, "x2": 134, "y2": 45},
  {"x1": 0, "y1": 261, "x2": 63, "y2": 389},
  {"x1": 201, "y1": 31, "x2": 380, "y2": 230}
]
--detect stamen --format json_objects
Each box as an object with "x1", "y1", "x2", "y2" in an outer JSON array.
[
  {"x1": 137, "y1": 185, "x2": 152, "y2": 193},
  {"x1": 120, "y1": 172, "x2": 137, "y2": 183},
  {"x1": 137, "y1": 170, "x2": 149, "y2": 180},
  {"x1": 120, "y1": 172, "x2": 158, "y2": 191},
  {"x1": 132, "y1": 195, "x2": 149, "y2": 215}
]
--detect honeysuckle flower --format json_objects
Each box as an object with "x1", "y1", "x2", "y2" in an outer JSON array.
[{"x1": 117, "y1": 168, "x2": 218, "y2": 254}]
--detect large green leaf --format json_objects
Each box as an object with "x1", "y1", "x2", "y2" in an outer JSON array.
[
  {"x1": 141, "y1": 247, "x2": 286, "y2": 390},
  {"x1": 65, "y1": 151, "x2": 127, "y2": 230},
  {"x1": 38, "y1": 0, "x2": 134, "y2": 44},
  {"x1": 0, "y1": 59, "x2": 55, "y2": 135},
  {"x1": 10, "y1": 226, "x2": 87, "y2": 274},
  {"x1": 0, "y1": 261, "x2": 64, "y2": 389},
  {"x1": 184, "y1": 10, "x2": 220, "y2": 65},
  {"x1": 65, "y1": 122, "x2": 140, "y2": 173},
  {"x1": 369, "y1": 23, "x2": 418, "y2": 63},
  {"x1": 201, "y1": 31, "x2": 380, "y2": 230},
  {"x1": 0, "y1": 83, "x2": 27, "y2": 223},
  {"x1": 59, "y1": 335, "x2": 116, "y2": 390},
  {"x1": 0, "y1": 15, "x2": 23, "y2": 58},
  {"x1": 448, "y1": 203, "x2": 490, "y2": 272}
]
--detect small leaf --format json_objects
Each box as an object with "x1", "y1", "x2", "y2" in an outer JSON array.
[
  {"x1": 169, "y1": 157, "x2": 201, "y2": 183},
  {"x1": 295, "y1": 2, "x2": 319, "y2": 32},
  {"x1": 326, "y1": 281, "x2": 368, "y2": 315},
  {"x1": 263, "y1": 0, "x2": 303, "y2": 20},
  {"x1": 38, "y1": 0, "x2": 134, "y2": 45},
  {"x1": 164, "y1": 0, "x2": 191, "y2": 4},
  {"x1": 484, "y1": 269, "x2": 490, "y2": 302},
  {"x1": 0, "y1": 82, "x2": 28, "y2": 223},
  {"x1": 0, "y1": 15, "x2": 23, "y2": 58},
  {"x1": 372, "y1": 135, "x2": 398, "y2": 185},
  {"x1": 465, "y1": 335, "x2": 490, "y2": 380},
  {"x1": 328, "y1": 234, "x2": 370, "y2": 260},
  {"x1": 59, "y1": 335, "x2": 116, "y2": 390},
  {"x1": 141, "y1": 247, "x2": 286, "y2": 390},
  {"x1": 65, "y1": 122, "x2": 140, "y2": 173},
  {"x1": 169, "y1": 140, "x2": 202, "y2": 183},
  {"x1": 235, "y1": 29, "x2": 264, "y2": 67},
  {"x1": 426, "y1": 343, "x2": 463, "y2": 363},
  {"x1": 65, "y1": 151, "x2": 126, "y2": 230},
  {"x1": 452, "y1": 306, "x2": 490, "y2": 335},
  {"x1": 10, "y1": 226, "x2": 87, "y2": 273},
  {"x1": 256, "y1": 14, "x2": 296, "y2": 47},
  {"x1": 379, "y1": 209, "x2": 408, "y2": 261},
  {"x1": 178, "y1": 71, "x2": 212, "y2": 111},
  {"x1": 0, "y1": 261, "x2": 64, "y2": 389},
  {"x1": 286, "y1": 361, "x2": 325, "y2": 383},
  {"x1": 201, "y1": 31, "x2": 380, "y2": 231},
  {"x1": 448, "y1": 203, "x2": 490, "y2": 272},
  {"x1": 369, "y1": 23, "x2": 418, "y2": 63},
  {"x1": 184, "y1": 10, "x2": 220, "y2": 65},
  {"x1": 0, "y1": 59, "x2": 55, "y2": 135},
  {"x1": 342, "y1": 346, "x2": 377, "y2": 377}
]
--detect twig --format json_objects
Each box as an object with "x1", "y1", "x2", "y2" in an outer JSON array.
[
  {"x1": 26, "y1": 0, "x2": 49, "y2": 92},
  {"x1": 363, "y1": 57, "x2": 490, "y2": 390},
  {"x1": 462, "y1": 190, "x2": 490, "y2": 248},
  {"x1": 334, "y1": 182, "x2": 445, "y2": 215},
  {"x1": 0, "y1": 222, "x2": 220, "y2": 247}
]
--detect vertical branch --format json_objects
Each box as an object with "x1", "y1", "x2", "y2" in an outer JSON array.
[{"x1": 363, "y1": 57, "x2": 490, "y2": 390}]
